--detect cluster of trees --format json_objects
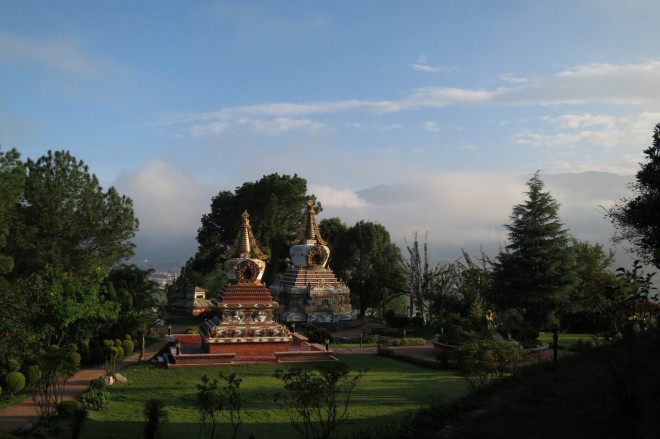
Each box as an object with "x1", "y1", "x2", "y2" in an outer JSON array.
[
  {"x1": 167, "y1": 174, "x2": 407, "y2": 319},
  {"x1": 0, "y1": 149, "x2": 157, "y2": 384},
  {"x1": 170, "y1": 123, "x2": 660, "y2": 344}
]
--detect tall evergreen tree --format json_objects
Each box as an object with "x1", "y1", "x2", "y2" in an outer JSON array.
[
  {"x1": 608, "y1": 123, "x2": 660, "y2": 268},
  {"x1": 488, "y1": 172, "x2": 576, "y2": 332}
]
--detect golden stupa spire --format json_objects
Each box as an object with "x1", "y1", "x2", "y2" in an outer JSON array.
[
  {"x1": 221, "y1": 211, "x2": 269, "y2": 260},
  {"x1": 292, "y1": 199, "x2": 326, "y2": 245}
]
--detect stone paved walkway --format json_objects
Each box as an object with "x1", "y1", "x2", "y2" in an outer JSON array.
[{"x1": 0, "y1": 337, "x2": 169, "y2": 434}]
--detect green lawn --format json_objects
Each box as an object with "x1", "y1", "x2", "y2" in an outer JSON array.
[
  {"x1": 537, "y1": 332, "x2": 603, "y2": 350},
  {"x1": 79, "y1": 354, "x2": 466, "y2": 439}
]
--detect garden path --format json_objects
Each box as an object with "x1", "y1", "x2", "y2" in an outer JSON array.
[{"x1": 0, "y1": 328, "x2": 171, "y2": 434}]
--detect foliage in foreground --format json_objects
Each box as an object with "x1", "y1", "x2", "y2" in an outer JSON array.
[
  {"x1": 273, "y1": 362, "x2": 366, "y2": 439},
  {"x1": 382, "y1": 332, "x2": 660, "y2": 439}
]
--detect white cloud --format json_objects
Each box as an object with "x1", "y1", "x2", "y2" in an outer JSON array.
[
  {"x1": 190, "y1": 117, "x2": 326, "y2": 138},
  {"x1": 308, "y1": 185, "x2": 367, "y2": 208},
  {"x1": 115, "y1": 160, "x2": 215, "y2": 236},
  {"x1": 411, "y1": 54, "x2": 453, "y2": 73},
  {"x1": 500, "y1": 73, "x2": 528, "y2": 84},
  {"x1": 0, "y1": 30, "x2": 127, "y2": 79},
  {"x1": 316, "y1": 171, "x2": 634, "y2": 263},
  {"x1": 160, "y1": 59, "x2": 660, "y2": 142},
  {"x1": 514, "y1": 111, "x2": 660, "y2": 149},
  {"x1": 422, "y1": 121, "x2": 440, "y2": 132}
]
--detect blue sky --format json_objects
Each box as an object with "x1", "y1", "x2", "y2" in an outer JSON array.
[{"x1": 2, "y1": 1, "x2": 659, "y2": 268}]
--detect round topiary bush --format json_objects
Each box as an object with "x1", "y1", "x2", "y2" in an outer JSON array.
[
  {"x1": 115, "y1": 346, "x2": 125, "y2": 359},
  {"x1": 69, "y1": 343, "x2": 78, "y2": 353},
  {"x1": 6, "y1": 359, "x2": 20, "y2": 372},
  {"x1": 114, "y1": 339, "x2": 122, "y2": 348},
  {"x1": 102, "y1": 340, "x2": 113, "y2": 348},
  {"x1": 27, "y1": 365, "x2": 41, "y2": 385},
  {"x1": 5, "y1": 371, "x2": 26, "y2": 395},
  {"x1": 57, "y1": 400, "x2": 83, "y2": 418},
  {"x1": 124, "y1": 334, "x2": 132, "y2": 341},
  {"x1": 122, "y1": 339, "x2": 134, "y2": 354},
  {"x1": 69, "y1": 352, "x2": 82, "y2": 367}
]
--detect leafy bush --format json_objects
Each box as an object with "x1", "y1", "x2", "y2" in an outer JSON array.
[
  {"x1": 497, "y1": 309, "x2": 539, "y2": 346},
  {"x1": 57, "y1": 400, "x2": 84, "y2": 418},
  {"x1": 391, "y1": 337, "x2": 427, "y2": 346},
  {"x1": 27, "y1": 365, "x2": 41, "y2": 385},
  {"x1": 114, "y1": 339, "x2": 123, "y2": 349},
  {"x1": 122, "y1": 339, "x2": 134, "y2": 354},
  {"x1": 571, "y1": 338, "x2": 599, "y2": 352},
  {"x1": 124, "y1": 334, "x2": 132, "y2": 341},
  {"x1": 298, "y1": 323, "x2": 333, "y2": 344},
  {"x1": 68, "y1": 343, "x2": 78, "y2": 353},
  {"x1": 456, "y1": 337, "x2": 524, "y2": 389},
  {"x1": 69, "y1": 352, "x2": 82, "y2": 367},
  {"x1": 102, "y1": 339, "x2": 113, "y2": 347},
  {"x1": 115, "y1": 346, "x2": 125, "y2": 359},
  {"x1": 104, "y1": 346, "x2": 118, "y2": 361},
  {"x1": 185, "y1": 326, "x2": 199, "y2": 334},
  {"x1": 5, "y1": 371, "x2": 26, "y2": 395},
  {"x1": 6, "y1": 359, "x2": 20, "y2": 372},
  {"x1": 81, "y1": 378, "x2": 110, "y2": 410}
]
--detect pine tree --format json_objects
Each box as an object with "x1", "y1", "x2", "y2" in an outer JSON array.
[{"x1": 489, "y1": 172, "x2": 576, "y2": 333}]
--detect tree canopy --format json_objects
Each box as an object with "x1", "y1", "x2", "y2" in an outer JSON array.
[
  {"x1": 7, "y1": 150, "x2": 138, "y2": 280},
  {"x1": 182, "y1": 173, "x2": 318, "y2": 293},
  {"x1": 608, "y1": 123, "x2": 660, "y2": 268},
  {"x1": 488, "y1": 172, "x2": 576, "y2": 332}
]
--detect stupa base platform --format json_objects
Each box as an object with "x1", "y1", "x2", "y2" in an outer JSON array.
[{"x1": 165, "y1": 333, "x2": 337, "y2": 368}]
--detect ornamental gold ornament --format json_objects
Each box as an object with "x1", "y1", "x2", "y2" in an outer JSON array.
[{"x1": 235, "y1": 259, "x2": 260, "y2": 283}]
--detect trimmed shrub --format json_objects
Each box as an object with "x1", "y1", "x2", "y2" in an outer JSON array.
[
  {"x1": 6, "y1": 359, "x2": 20, "y2": 372},
  {"x1": 5, "y1": 371, "x2": 26, "y2": 395},
  {"x1": 115, "y1": 346, "x2": 125, "y2": 359},
  {"x1": 184, "y1": 326, "x2": 198, "y2": 334},
  {"x1": 57, "y1": 400, "x2": 84, "y2": 418},
  {"x1": 69, "y1": 352, "x2": 82, "y2": 367},
  {"x1": 114, "y1": 339, "x2": 123, "y2": 349},
  {"x1": 122, "y1": 339, "x2": 134, "y2": 354},
  {"x1": 124, "y1": 334, "x2": 132, "y2": 341},
  {"x1": 80, "y1": 339, "x2": 90, "y2": 350},
  {"x1": 68, "y1": 343, "x2": 78, "y2": 353},
  {"x1": 27, "y1": 365, "x2": 41, "y2": 385},
  {"x1": 391, "y1": 337, "x2": 427, "y2": 347},
  {"x1": 102, "y1": 339, "x2": 113, "y2": 347}
]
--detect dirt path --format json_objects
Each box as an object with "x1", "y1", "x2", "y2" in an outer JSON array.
[{"x1": 0, "y1": 332, "x2": 170, "y2": 434}]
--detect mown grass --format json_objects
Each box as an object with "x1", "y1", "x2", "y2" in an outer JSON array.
[
  {"x1": 77, "y1": 354, "x2": 466, "y2": 439},
  {"x1": 537, "y1": 332, "x2": 604, "y2": 350}
]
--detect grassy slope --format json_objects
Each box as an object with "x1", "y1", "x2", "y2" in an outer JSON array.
[
  {"x1": 402, "y1": 332, "x2": 660, "y2": 439},
  {"x1": 80, "y1": 354, "x2": 466, "y2": 439}
]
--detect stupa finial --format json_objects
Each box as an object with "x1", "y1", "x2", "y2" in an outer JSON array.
[
  {"x1": 221, "y1": 211, "x2": 269, "y2": 260},
  {"x1": 292, "y1": 198, "x2": 326, "y2": 245}
]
